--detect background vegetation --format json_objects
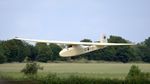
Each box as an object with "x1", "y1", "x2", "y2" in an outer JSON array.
[
  {"x1": 0, "y1": 63, "x2": 149, "y2": 84},
  {"x1": 0, "y1": 35, "x2": 150, "y2": 63}
]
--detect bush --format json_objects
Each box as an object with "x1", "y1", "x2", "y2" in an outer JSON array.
[
  {"x1": 40, "y1": 73, "x2": 123, "y2": 84},
  {"x1": 126, "y1": 65, "x2": 141, "y2": 79},
  {"x1": 21, "y1": 62, "x2": 43, "y2": 77},
  {"x1": 40, "y1": 73, "x2": 62, "y2": 84},
  {"x1": 125, "y1": 65, "x2": 150, "y2": 84}
]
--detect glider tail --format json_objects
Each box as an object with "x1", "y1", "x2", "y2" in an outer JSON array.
[{"x1": 100, "y1": 34, "x2": 107, "y2": 43}]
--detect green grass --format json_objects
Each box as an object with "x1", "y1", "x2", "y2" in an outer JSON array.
[{"x1": 0, "y1": 63, "x2": 150, "y2": 79}]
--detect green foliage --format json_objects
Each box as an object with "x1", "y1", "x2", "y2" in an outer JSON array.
[
  {"x1": 49, "y1": 43, "x2": 62, "y2": 61},
  {"x1": 99, "y1": 48, "x2": 115, "y2": 61},
  {"x1": 35, "y1": 43, "x2": 52, "y2": 62},
  {"x1": 108, "y1": 36, "x2": 131, "y2": 63},
  {"x1": 95, "y1": 36, "x2": 134, "y2": 63},
  {"x1": 127, "y1": 46, "x2": 142, "y2": 62},
  {"x1": 39, "y1": 65, "x2": 150, "y2": 84},
  {"x1": 0, "y1": 64, "x2": 150, "y2": 84},
  {"x1": 0, "y1": 36, "x2": 150, "y2": 63},
  {"x1": 125, "y1": 65, "x2": 150, "y2": 84},
  {"x1": 137, "y1": 37, "x2": 150, "y2": 63},
  {"x1": 145, "y1": 37, "x2": 150, "y2": 47},
  {"x1": 68, "y1": 36, "x2": 150, "y2": 63},
  {"x1": 80, "y1": 39, "x2": 92, "y2": 42},
  {"x1": 108, "y1": 35, "x2": 128, "y2": 43},
  {"x1": 41, "y1": 73, "x2": 61, "y2": 84},
  {"x1": 0, "y1": 42, "x2": 6, "y2": 63},
  {"x1": 40, "y1": 73, "x2": 123, "y2": 84},
  {"x1": 26, "y1": 45, "x2": 37, "y2": 61},
  {"x1": 77, "y1": 36, "x2": 136, "y2": 63},
  {"x1": 2, "y1": 39, "x2": 30, "y2": 62},
  {"x1": 126, "y1": 65, "x2": 141, "y2": 79},
  {"x1": 0, "y1": 53, "x2": 6, "y2": 64},
  {"x1": 21, "y1": 62, "x2": 43, "y2": 76}
]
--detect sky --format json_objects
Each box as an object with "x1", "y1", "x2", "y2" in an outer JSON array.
[{"x1": 0, "y1": 0, "x2": 150, "y2": 43}]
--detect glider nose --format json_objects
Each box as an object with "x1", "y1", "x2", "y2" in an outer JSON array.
[
  {"x1": 59, "y1": 48, "x2": 75, "y2": 57},
  {"x1": 59, "y1": 49, "x2": 69, "y2": 57}
]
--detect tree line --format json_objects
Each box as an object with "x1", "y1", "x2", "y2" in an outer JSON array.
[{"x1": 0, "y1": 35, "x2": 150, "y2": 63}]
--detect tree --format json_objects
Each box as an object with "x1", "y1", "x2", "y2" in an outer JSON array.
[
  {"x1": 49, "y1": 43, "x2": 62, "y2": 61},
  {"x1": 35, "y1": 43, "x2": 52, "y2": 62},
  {"x1": 137, "y1": 37, "x2": 150, "y2": 62},
  {"x1": 2, "y1": 39, "x2": 30, "y2": 62},
  {"x1": 145, "y1": 37, "x2": 150, "y2": 47},
  {"x1": 27, "y1": 45, "x2": 37, "y2": 61},
  {"x1": 80, "y1": 39, "x2": 92, "y2": 42},
  {"x1": 97, "y1": 47, "x2": 116, "y2": 61},
  {"x1": 71, "y1": 36, "x2": 135, "y2": 62},
  {"x1": 127, "y1": 45, "x2": 142, "y2": 62},
  {"x1": 108, "y1": 36, "x2": 134, "y2": 63},
  {"x1": 97, "y1": 35, "x2": 134, "y2": 63},
  {"x1": 108, "y1": 35, "x2": 128, "y2": 43},
  {"x1": 0, "y1": 41, "x2": 6, "y2": 63},
  {"x1": 0, "y1": 50, "x2": 6, "y2": 63}
]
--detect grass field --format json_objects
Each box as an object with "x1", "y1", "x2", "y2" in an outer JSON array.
[{"x1": 0, "y1": 63, "x2": 150, "y2": 79}]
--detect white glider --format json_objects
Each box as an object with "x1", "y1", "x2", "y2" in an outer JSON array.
[{"x1": 14, "y1": 36, "x2": 134, "y2": 57}]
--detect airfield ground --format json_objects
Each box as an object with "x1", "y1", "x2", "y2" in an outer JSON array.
[{"x1": 0, "y1": 63, "x2": 150, "y2": 79}]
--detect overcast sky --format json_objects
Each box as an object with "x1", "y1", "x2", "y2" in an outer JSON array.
[{"x1": 0, "y1": 0, "x2": 150, "y2": 43}]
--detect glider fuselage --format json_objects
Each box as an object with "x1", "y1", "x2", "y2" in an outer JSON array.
[{"x1": 59, "y1": 45, "x2": 105, "y2": 57}]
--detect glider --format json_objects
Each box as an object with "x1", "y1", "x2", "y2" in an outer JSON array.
[{"x1": 14, "y1": 35, "x2": 134, "y2": 57}]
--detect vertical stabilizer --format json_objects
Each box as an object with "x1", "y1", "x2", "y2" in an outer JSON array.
[{"x1": 100, "y1": 34, "x2": 107, "y2": 43}]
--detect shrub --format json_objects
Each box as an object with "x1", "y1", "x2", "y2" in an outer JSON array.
[
  {"x1": 40, "y1": 73, "x2": 62, "y2": 84},
  {"x1": 126, "y1": 65, "x2": 141, "y2": 79},
  {"x1": 21, "y1": 62, "x2": 43, "y2": 77},
  {"x1": 125, "y1": 65, "x2": 150, "y2": 84},
  {"x1": 40, "y1": 73, "x2": 123, "y2": 84}
]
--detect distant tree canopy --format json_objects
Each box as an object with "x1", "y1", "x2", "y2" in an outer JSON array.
[
  {"x1": 0, "y1": 41, "x2": 6, "y2": 63},
  {"x1": 79, "y1": 36, "x2": 134, "y2": 63},
  {"x1": 107, "y1": 36, "x2": 133, "y2": 63},
  {"x1": 35, "y1": 43, "x2": 52, "y2": 62},
  {"x1": 49, "y1": 43, "x2": 62, "y2": 61},
  {"x1": 0, "y1": 35, "x2": 150, "y2": 63},
  {"x1": 137, "y1": 37, "x2": 150, "y2": 62},
  {"x1": 1, "y1": 40, "x2": 30, "y2": 62},
  {"x1": 80, "y1": 39, "x2": 92, "y2": 42}
]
